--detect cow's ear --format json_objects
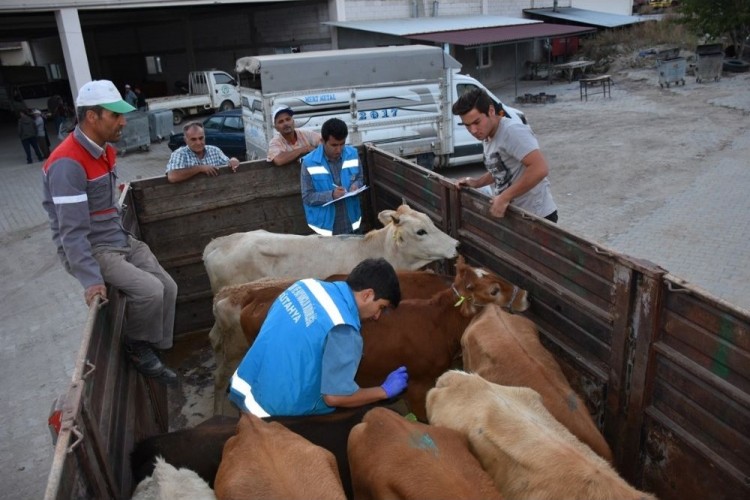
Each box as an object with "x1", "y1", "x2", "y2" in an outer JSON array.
[
  {"x1": 378, "y1": 209, "x2": 396, "y2": 226},
  {"x1": 456, "y1": 255, "x2": 466, "y2": 267}
]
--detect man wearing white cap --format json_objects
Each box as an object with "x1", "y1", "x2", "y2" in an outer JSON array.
[
  {"x1": 266, "y1": 105, "x2": 320, "y2": 166},
  {"x1": 123, "y1": 84, "x2": 138, "y2": 108},
  {"x1": 31, "y1": 109, "x2": 50, "y2": 158},
  {"x1": 41, "y1": 80, "x2": 178, "y2": 386}
]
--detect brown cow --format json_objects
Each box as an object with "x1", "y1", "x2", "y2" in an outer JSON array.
[
  {"x1": 132, "y1": 406, "x2": 382, "y2": 499},
  {"x1": 348, "y1": 407, "x2": 503, "y2": 500},
  {"x1": 462, "y1": 304, "x2": 613, "y2": 462},
  {"x1": 213, "y1": 257, "x2": 527, "y2": 419},
  {"x1": 353, "y1": 256, "x2": 529, "y2": 420},
  {"x1": 210, "y1": 271, "x2": 453, "y2": 414},
  {"x1": 427, "y1": 371, "x2": 657, "y2": 500},
  {"x1": 214, "y1": 413, "x2": 346, "y2": 500}
]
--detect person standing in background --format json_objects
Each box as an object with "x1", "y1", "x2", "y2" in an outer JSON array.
[
  {"x1": 18, "y1": 109, "x2": 43, "y2": 164},
  {"x1": 123, "y1": 84, "x2": 138, "y2": 108},
  {"x1": 47, "y1": 94, "x2": 66, "y2": 137},
  {"x1": 32, "y1": 109, "x2": 50, "y2": 158},
  {"x1": 135, "y1": 87, "x2": 148, "y2": 111}
]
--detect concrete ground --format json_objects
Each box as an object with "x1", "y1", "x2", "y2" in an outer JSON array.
[{"x1": 1, "y1": 67, "x2": 749, "y2": 499}]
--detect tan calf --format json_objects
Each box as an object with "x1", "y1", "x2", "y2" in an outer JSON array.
[
  {"x1": 462, "y1": 304, "x2": 613, "y2": 462},
  {"x1": 427, "y1": 371, "x2": 656, "y2": 500}
]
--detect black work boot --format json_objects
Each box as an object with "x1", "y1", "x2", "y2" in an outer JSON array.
[
  {"x1": 123, "y1": 341, "x2": 178, "y2": 387},
  {"x1": 154, "y1": 366, "x2": 179, "y2": 387}
]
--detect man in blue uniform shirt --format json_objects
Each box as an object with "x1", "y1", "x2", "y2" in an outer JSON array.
[
  {"x1": 300, "y1": 117, "x2": 364, "y2": 235},
  {"x1": 229, "y1": 258, "x2": 408, "y2": 416}
]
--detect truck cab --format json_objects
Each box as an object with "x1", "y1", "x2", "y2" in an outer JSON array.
[{"x1": 146, "y1": 70, "x2": 241, "y2": 125}]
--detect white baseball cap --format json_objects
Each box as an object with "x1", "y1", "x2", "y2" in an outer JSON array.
[
  {"x1": 76, "y1": 80, "x2": 135, "y2": 113},
  {"x1": 272, "y1": 105, "x2": 293, "y2": 123}
]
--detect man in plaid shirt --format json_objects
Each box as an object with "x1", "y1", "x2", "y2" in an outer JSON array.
[{"x1": 165, "y1": 122, "x2": 240, "y2": 183}]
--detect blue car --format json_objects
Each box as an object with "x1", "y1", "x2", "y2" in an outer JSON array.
[{"x1": 168, "y1": 109, "x2": 246, "y2": 160}]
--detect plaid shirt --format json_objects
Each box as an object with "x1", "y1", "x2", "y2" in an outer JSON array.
[{"x1": 165, "y1": 145, "x2": 229, "y2": 173}]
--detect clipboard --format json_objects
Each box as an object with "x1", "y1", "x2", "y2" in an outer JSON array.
[{"x1": 322, "y1": 185, "x2": 369, "y2": 207}]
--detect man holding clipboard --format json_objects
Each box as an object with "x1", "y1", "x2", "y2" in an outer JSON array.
[{"x1": 301, "y1": 118, "x2": 367, "y2": 236}]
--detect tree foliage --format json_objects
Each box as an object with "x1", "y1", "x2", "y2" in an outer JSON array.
[{"x1": 678, "y1": 0, "x2": 750, "y2": 57}]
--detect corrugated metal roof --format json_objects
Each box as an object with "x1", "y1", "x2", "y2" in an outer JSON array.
[
  {"x1": 523, "y1": 7, "x2": 644, "y2": 29},
  {"x1": 323, "y1": 15, "x2": 540, "y2": 36},
  {"x1": 407, "y1": 23, "x2": 596, "y2": 47}
]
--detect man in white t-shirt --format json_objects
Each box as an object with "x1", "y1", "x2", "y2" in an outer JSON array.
[{"x1": 452, "y1": 88, "x2": 558, "y2": 222}]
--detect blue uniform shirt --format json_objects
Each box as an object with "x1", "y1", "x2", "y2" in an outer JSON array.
[{"x1": 230, "y1": 279, "x2": 362, "y2": 416}]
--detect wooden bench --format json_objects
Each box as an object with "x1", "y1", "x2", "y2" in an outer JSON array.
[
  {"x1": 579, "y1": 75, "x2": 612, "y2": 101},
  {"x1": 553, "y1": 60, "x2": 594, "y2": 82}
]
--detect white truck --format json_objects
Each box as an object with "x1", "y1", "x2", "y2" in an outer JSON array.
[
  {"x1": 146, "y1": 70, "x2": 241, "y2": 125},
  {"x1": 235, "y1": 45, "x2": 526, "y2": 168}
]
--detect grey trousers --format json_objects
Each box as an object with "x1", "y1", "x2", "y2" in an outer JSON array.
[{"x1": 93, "y1": 237, "x2": 178, "y2": 350}]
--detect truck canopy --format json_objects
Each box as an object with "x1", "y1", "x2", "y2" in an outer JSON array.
[{"x1": 235, "y1": 45, "x2": 461, "y2": 94}]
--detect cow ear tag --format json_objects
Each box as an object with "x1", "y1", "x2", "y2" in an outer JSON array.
[{"x1": 454, "y1": 295, "x2": 465, "y2": 307}]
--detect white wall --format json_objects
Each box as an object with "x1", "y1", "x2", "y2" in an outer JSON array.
[
  {"x1": 572, "y1": 0, "x2": 633, "y2": 16},
  {"x1": 340, "y1": 1, "x2": 571, "y2": 21}
]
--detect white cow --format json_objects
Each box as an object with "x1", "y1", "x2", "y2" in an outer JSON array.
[
  {"x1": 426, "y1": 371, "x2": 657, "y2": 500},
  {"x1": 203, "y1": 204, "x2": 459, "y2": 294}
]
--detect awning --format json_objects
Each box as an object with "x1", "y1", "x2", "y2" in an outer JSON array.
[
  {"x1": 323, "y1": 15, "x2": 540, "y2": 37},
  {"x1": 523, "y1": 7, "x2": 645, "y2": 29},
  {"x1": 406, "y1": 23, "x2": 596, "y2": 47}
]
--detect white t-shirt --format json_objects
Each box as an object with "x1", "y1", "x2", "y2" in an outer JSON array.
[{"x1": 483, "y1": 117, "x2": 557, "y2": 218}]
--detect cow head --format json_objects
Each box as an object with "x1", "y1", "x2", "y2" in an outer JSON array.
[
  {"x1": 451, "y1": 255, "x2": 530, "y2": 315},
  {"x1": 377, "y1": 204, "x2": 459, "y2": 266}
]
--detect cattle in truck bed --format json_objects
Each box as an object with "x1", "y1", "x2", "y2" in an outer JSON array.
[
  {"x1": 427, "y1": 371, "x2": 657, "y2": 500},
  {"x1": 202, "y1": 204, "x2": 459, "y2": 294},
  {"x1": 209, "y1": 270, "x2": 454, "y2": 414},
  {"x1": 462, "y1": 303, "x2": 613, "y2": 462},
  {"x1": 348, "y1": 407, "x2": 503, "y2": 500},
  {"x1": 211, "y1": 256, "x2": 529, "y2": 421}
]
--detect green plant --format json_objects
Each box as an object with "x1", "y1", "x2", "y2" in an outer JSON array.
[
  {"x1": 678, "y1": 0, "x2": 750, "y2": 58},
  {"x1": 578, "y1": 17, "x2": 698, "y2": 68}
]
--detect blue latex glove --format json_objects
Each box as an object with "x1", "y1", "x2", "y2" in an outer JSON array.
[{"x1": 381, "y1": 366, "x2": 409, "y2": 398}]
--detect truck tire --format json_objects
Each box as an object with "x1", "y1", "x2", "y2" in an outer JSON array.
[
  {"x1": 219, "y1": 100, "x2": 235, "y2": 111},
  {"x1": 172, "y1": 110, "x2": 184, "y2": 125}
]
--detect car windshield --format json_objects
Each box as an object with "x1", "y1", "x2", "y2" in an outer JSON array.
[
  {"x1": 204, "y1": 117, "x2": 223, "y2": 130},
  {"x1": 223, "y1": 116, "x2": 243, "y2": 131}
]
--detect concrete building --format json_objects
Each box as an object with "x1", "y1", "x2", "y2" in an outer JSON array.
[{"x1": 0, "y1": 1, "x2": 639, "y2": 107}]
